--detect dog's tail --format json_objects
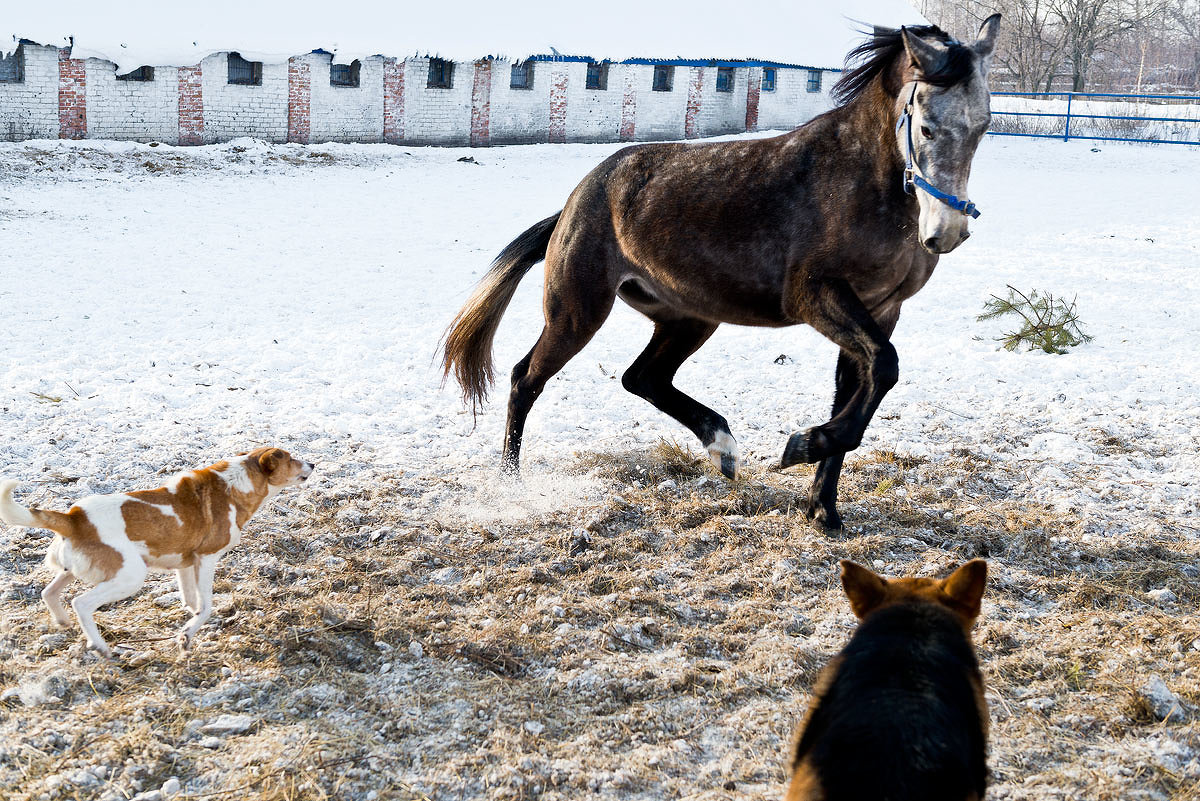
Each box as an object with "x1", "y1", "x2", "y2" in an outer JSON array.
[{"x1": 0, "y1": 480, "x2": 73, "y2": 535}]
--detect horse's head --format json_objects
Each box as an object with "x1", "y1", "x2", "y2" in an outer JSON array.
[{"x1": 896, "y1": 15, "x2": 1000, "y2": 254}]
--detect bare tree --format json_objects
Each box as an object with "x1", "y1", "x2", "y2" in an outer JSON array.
[
  {"x1": 1168, "y1": 0, "x2": 1200, "y2": 86},
  {"x1": 1051, "y1": 0, "x2": 1166, "y2": 90},
  {"x1": 992, "y1": 0, "x2": 1071, "y2": 89}
]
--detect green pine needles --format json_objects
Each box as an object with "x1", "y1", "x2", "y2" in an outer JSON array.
[{"x1": 977, "y1": 286, "x2": 1093, "y2": 354}]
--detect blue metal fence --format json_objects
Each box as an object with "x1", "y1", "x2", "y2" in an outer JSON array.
[{"x1": 988, "y1": 91, "x2": 1200, "y2": 146}]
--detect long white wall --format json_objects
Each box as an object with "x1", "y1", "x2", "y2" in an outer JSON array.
[{"x1": 0, "y1": 42, "x2": 839, "y2": 145}]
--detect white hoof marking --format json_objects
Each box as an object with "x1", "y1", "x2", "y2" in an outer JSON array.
[{"x1": 705, "y1": 432, "x2": 741, "y2": 478}]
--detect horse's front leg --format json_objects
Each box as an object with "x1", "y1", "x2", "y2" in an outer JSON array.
[
  {"x1": 802, "y1": 306, "x2": 901, "y2": 530},
  {"x1": 781, "y1": 278, "x2": 899, "y2": 486}
]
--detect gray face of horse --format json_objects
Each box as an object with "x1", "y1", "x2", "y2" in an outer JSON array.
[{"x1": 897, "y1": 16, "x2": 1000, "y2": 254}]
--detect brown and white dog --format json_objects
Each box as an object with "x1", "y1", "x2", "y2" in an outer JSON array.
[{"x1": 0, "y1": 447, "x2": 313, "y2": 657}]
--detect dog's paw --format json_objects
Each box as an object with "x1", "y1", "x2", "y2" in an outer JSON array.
[
  {"x1": 86, "y1": 641, "x2": 113, "y2": 659},
  {"x1": 176, "y1": 631, "x2": 194, "y2": 652}
]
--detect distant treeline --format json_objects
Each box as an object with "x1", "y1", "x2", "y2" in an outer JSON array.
[{"x1": 915, "y1": 0, "x2": 1200, "y2": 93}]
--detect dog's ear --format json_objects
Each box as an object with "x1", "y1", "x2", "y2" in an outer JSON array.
[
  {"x1": 940, "y1": 559, "x2": 988, "y2": 620},
  {"x1": 257, "y1": 448, "x2": 285, "y2": 475},
  {"x1": 840, "y1": 560, "x2": 888, "y2": 620}
]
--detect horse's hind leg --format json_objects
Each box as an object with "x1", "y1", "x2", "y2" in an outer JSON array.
[
  {"x1": 621, "y1": 318, "x2": 739, "y2": 479},
  {"x1": 503, "y1": 279, "x2": 616, "y2": 473}
]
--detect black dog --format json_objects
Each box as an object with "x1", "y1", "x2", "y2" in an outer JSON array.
[{"x1": 787, "y1": 560, "x2": 989, "y2": 801}]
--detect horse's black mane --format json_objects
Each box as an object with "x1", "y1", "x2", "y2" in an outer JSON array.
[{"x1": 832, "y1": 24, "x2": 975, "y2": 106}]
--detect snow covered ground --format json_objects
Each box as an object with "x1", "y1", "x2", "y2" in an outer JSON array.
[
  {"x1": 0, "y1": 133, "x2": 1197, "y2": 531},
  {"x1": 0, "y1": 133, "x2": 1198, "y2": 801}
]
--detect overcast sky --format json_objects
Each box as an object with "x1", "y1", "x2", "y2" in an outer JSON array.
[{"x1": 6, "y1": 0, "x2": 927, "y2": 72}]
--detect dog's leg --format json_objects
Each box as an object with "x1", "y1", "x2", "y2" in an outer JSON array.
[
  {"x1": 42, "y1": 571, "x2": 74, "y2": 627},
  {"x1": 70, "y1": 561, "x2": 147, "y2": 658},
  {"x1": 178, "y1": 555, "x2": 217, "y2": 651},
  {"x1": 176, "y1": 565, "x2": 201, "y2": 613}
]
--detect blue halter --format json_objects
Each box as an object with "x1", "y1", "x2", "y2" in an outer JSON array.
[{"x1": 896, "y1": 84, "x2": 981, "y2": 219}]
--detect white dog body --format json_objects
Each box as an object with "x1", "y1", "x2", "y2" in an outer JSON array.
[{"x1": 0, "y1": 447, "x2": 312, "y2": 657}]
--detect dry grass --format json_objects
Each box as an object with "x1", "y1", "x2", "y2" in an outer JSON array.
[{"x1": 1, "y1": 443, "x2": 1198, "y2": 800}]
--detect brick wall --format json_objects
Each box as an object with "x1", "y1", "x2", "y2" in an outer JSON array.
[
  {"x1": 488, "y1": 59, "x2": 550, "y2": 145},
  {"x1": 86, "y1": 58, "x2": 179, "y2": 142},
  {"x1": 548, "y1": 67, "x2": 568, "y2": 143},
  {"x1": 470, "y1": 59, "x2": 491, "y2": 147},
  {"x1": 745, "y1": 66, "x2": 761, "y2": 132},
  {"x1": 620, "y1": 66, "x2": 638, "y2": 141},
  {"x1": 0, "y1": 42, "x2": 837, "y2": 146},
  {"x1": 696, "y1": 67, "x2": 748, "y2": 137},
  {"x1": 287, "y1": 57, "x2": 311, "y2": 144},
  {"x1": 632, "y1": 65, "x2": 688, "y2": 141},
  {"x1": 200, "y1": 52, "x2": 288, "y2": 143},
  {"x1": 178, "y1": 66, "x2": 204, "y2": 146},
  {"x1": 684, "y1": 66, "x2": 705, "y2": 139},
  {"x1": 757, "y1": 68, "x2": 836, "y2": 131},
  {"x1": 0, "y1": 44, "x2": 58, "y2": 141},
  {"x1": 403, "y1": 57, "x2": 473, "y2": 146},
  {"x1": 309, "y1": 53, "x2": 385, "y2": 143},
  {"x1": 383, "y1": 57, "x2": 405, "y2": 143},
  {"x1": 58, "y1": 49, "x2": 87, "y2": 139}
]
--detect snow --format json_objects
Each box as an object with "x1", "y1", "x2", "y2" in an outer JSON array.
[
  {"x1": 5, "y1": 0, "x2": 927, "y2": 73},
  {"x1": 0, "y1": 132, "x2": 1197, "y2": 538}
]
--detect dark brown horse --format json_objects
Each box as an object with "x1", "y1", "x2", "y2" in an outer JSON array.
[{"x1": 443, "y1": 17, "x2": 1001, "y2": 530}]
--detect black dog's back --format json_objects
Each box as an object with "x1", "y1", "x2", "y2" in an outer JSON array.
[{"x1": 792, "y1": 601, "x2": 987, "y2": 801}]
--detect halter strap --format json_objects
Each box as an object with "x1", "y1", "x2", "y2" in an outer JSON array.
[{"x1": 896, "y1": 83, "x2": 981, "y2": 219}]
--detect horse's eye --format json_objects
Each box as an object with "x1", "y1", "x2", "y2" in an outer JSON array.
[{"x1": 920, "y1": 126, "x2": 935, "y2": 140}]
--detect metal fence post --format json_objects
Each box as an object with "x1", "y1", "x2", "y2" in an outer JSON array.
[{"x1": 1064, "y1": 92, "x2": 1073, "y2": 142}]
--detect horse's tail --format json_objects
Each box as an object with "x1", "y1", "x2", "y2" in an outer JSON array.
[
  {"x1": 441, "y1": 211, "x2": 561, "y2": 414},
  {"x1": 0, "y1": 480, "x2": 73, "y2": 535}
]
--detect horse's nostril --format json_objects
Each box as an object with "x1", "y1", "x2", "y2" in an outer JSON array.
[
  {"x1": 961, "y1": 230, "x2": 971, "y2": 242},
  {"x1": 923, "y1": 236, "x2": 941, "y2": 251}
]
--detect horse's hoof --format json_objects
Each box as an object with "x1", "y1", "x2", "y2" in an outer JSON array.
[
  {"x1": 780, "y1": 431, "x2": 816, "y2": 467},
  {"x1": 719, "y1": 454, "x2": 737, "y2": 480},
  {"x1": 705, "y1": 432, "x2": 740, "y2": 480},
  {"x1": 805, "y1": 500, "x2": 843, "y2": 533},
  {"x1": 499, "y1": 457, "x2": 521, "y2": 479}
]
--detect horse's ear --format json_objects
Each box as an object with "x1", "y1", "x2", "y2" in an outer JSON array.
[
  {"x1": 900, "y1": 26, "x2": 947, "y2": 78},
  {"x1": 840, "y1": 560, "x2": 888, "y2": 619},
  {"x1": 974, "y1": 14, "x2": 1002, "y2": 67}
]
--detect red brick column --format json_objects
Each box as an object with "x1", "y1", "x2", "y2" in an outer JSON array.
[
  {"x1": 470, "y1": 60, "x2": 492, "y2": 147},
  {"x1": 549, "y1": 67, "x2": 568, "y2": 143},
  {"x1": 177, "y1": 66, "x2": 204, "y2": 146},
  {"x1": 288, "y1": 57, "x2": 311, "y2": 144},
  {"x1": 685, "y1": 67, "x2": 705, "y2": 139},
  {"x1": 745, "y1": 67, "x2": 761, "y2": 132},
  {"x1": 58, "y1": 49, "x2": 86, "y2": 140},
  {"x1": 383, "y1": 58, "x2": 405, "y2": 144},
  {"x1": 619, "y1": 68, "x2": 637, "y2": 141}
]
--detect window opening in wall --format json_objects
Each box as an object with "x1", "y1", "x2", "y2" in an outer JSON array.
[
  {"x1": 0, "y1": 45, "x2": 24, "y2": 83},
  {"x1": 116, "y1": 65, "x2": 155, "y2": 82},
  {"x1": 586, "y1": 61, "x2": 608, "y2": 90},
  {"x1": 807, "y1": 69, "x2": 822, "y2": 93},
  {"x1": 428, "y1": 58, "x2": 454, "y2": 88},
  {"x1": 331, "y1": 60, "x2": 360, "y2": 87},
  {"x1": 510, "y1": 60, "x2": 534, "y2": 90},
  {"x1": 228, "y1": 53, "x2": 263, "y2": 85},
  {"x1": 652, "y1": 65, "x2": 674, "y2": 92},
  {"x1": 761, "y1": 67, "x2": 776, "y2": 92},
  {"x1": 716, "y1": 66, "x2": 734, "y2": 93}
]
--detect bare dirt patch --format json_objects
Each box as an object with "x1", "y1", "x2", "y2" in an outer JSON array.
[{"x1": 1, "y1": 444, "x2": 1198, "y2": 800}]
